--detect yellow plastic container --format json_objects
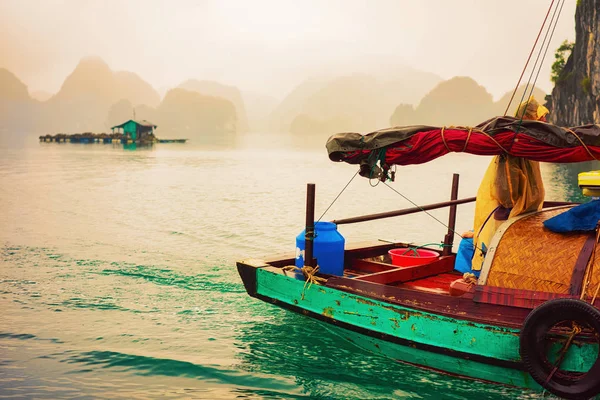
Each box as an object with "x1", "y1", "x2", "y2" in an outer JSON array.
[{"x1": 579, "y1": 170, "x2": 600, "y2": 197}]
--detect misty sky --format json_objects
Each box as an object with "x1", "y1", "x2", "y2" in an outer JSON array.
[{"x1": 1, "y1": 0, "x2": 576, "y2": 100}]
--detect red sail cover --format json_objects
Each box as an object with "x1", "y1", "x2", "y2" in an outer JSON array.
[{"x1": 326, "y1": 116, "x2": 600, "y2": 176}]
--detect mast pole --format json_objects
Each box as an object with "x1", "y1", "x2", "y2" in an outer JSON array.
[{"x1": 304, "y1": 183, "x2": 316, "y2": 267}]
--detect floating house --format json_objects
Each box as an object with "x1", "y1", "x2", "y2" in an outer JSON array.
[
  {"x1": 111, "y1": 120, "x2": 157, "y2": 142},
  {"x1": 40, "y1": 119, "x2": 188, "y2": 145}
]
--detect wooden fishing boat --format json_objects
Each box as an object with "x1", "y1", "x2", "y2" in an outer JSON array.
[{"x1": 237, "y1": 116, "x2": 600, "y2": 400}]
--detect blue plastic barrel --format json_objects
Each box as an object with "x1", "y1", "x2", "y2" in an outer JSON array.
[{"x1": 295, "y1": 221, "x2": 345, "y2": 276}]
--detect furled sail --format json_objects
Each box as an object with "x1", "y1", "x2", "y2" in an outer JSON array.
[{"x1": 326, "y1": 116, "x2": 600, "y2": 178}]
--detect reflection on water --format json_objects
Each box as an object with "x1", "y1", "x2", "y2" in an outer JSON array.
[
  {"x1": 234, "y1": 314, "x2": 529, "y2": 399},
  {"x1": 122, "y1": 142, "x2": 154, "y2": 151},
  {"x1": 542, "y1": 161, "x2": 600, "y2": 203}
]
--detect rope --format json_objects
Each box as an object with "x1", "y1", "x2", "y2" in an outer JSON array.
[
  {"x1": 382, "y1": 182, "x2": 489, "y2": 256},
  {"x1": 367, "y1": 148, "x2": 389, "y2": 186},
  {"x1": 441, "y1": 127, "x2": 451, "y2": 152},
  {"x1": 463, "y1": 273, "x2": 478, "y2": 285},
  {"x1": 503, "y1": 0, "x2": 556, "y2": 116},
  {"x1": 439, "y1": 126, "x2": 509, "y2": 155},
  {"x1": 468, "y1": 127, "x2": 510, "y2": 154},
  {"x1": 545, "y1": 322, "x2": 582, "y2": 384},
  {"x1": 285, "y1": 170, "x2": 357, "y2": 299},
  {"x1": 399, "y1": 242, "x2": 451, "y2": 256},
  {"x1": 438, "y1": 123, "x2": 597, "y2": 162},
  {"x1": 461, "y1": 128, "x2": 473, "y2": 153},
  {"x1": 316, "y1": 170, "x2": 359, "y2": 224},
  {"x1": 516, "y1": 0, "x2": 564, "y2": 124},
  {"x1": 282, "y1": 265, "x2": 327, "y2": 300},
  {"x1": 522, "y1": 0, "x2": 566, "y2": 118},
  {"x1": 565, "y1": 128, "x2": 600, "y2": 162},
  {"x1": 592, "y1": 282, "x2": 600, "y2": 305},
  {"x1": 383, "y1": 182, "x2": 465, "y2": 242},
  {"x1": 545, "y1": 223, "x2": 598, "y2": 388}
]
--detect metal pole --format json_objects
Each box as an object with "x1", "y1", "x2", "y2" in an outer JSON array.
[
  {"x1": 332, "y1": 196, "x2": 475, "y2": 226},
  {"x1": 443, "y1": 174, "x2": 460, "y2": 256},
  {"x1": 304, "y1": 183, "x2": 316, "y2": 267}
]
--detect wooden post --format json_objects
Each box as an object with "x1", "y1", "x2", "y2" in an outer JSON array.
[
  {"x1": 304, "y1": 183, "x2": 316, "y2": 267},
  {"x1": 443, "y1": 173, "x2": 460, "y2": 256}
]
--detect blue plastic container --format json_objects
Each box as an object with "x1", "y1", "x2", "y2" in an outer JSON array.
[{"x1": 295, "y1": 221, "x2": 345, "y2": 276}]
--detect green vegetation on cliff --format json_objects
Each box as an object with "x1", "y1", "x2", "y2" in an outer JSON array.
[{"x1": 551, "y1": 40, "x2": 575, "y2": 83}]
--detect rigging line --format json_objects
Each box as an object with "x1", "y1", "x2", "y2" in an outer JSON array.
[
  {"x1": 383, "y1": 181, "x2": 466, "y2": 242},
  {"x1": 565, "y1": 128, "x2": 600, "y2": 161},
  {"x1": 504, "y1": 0, "x2": 556, "y2": 116},
  {"x1": 513, "y1": 0, "x2": 564, "y2": 141},
  {"x1": 383, "y1": 181, "x2": 488, "y2": 255},
  {"x1": 516, "y1": 0, "x2": 563, "y2": 124},
  {"x1": 316, "y1": 170, "x2": 359, "y2": 223},
  {"x1": 526, "y1": 0, "x2": 566, "y2": 105}
]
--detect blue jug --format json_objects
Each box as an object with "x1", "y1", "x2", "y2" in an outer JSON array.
[{"x1": 295, "y1": 221, "x2": 345, "y2": 276}]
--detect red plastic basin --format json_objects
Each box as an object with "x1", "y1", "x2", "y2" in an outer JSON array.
[{"x1": 388, "y1": 248, "x2": 439, "y2": 267}]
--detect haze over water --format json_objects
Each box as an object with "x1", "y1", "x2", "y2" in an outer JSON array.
[
  {"x1": 0, "y1": 0, "x2": 577, "y2": 100},
  {"x1": 1, "y1": 136, "x2": 596, "y2": 399},
  {"x1": 1, "y1": 0, "x2": 595, "y2": 398}
]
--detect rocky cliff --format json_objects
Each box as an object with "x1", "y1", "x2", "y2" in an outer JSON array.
[
  {"x1": 41, "y1": 57, "x2": 161, "y2": 132},
  {"x1": 0, "y1": 68, "x2": 38, "y2": 133},
  {"x1": 178, "y1": 79, "x2": 248, "y2": 132},
  {"x1": 389, "y1": 78, "x2": 546, "y2": 127},
  {"x1": 548, "y1": 0, "x2": 600, "y2": 125}
]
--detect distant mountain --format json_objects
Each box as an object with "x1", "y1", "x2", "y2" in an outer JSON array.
[
  {"x1": 0, "y1": 68, "x2": 38, "y2": 133},
  {"x1": 51, "y1": 57, "x2": 115, "y2": 103},
  {"x1": 494, "y1": 84, "x2": 547, "y2": 117},
  {"x1": 30, "y1": 90, "x2": 52, "y2": 102},
  {"x1": 389, "y1": 104, "x2": 416, "y2": 127},
  {"x1": 105, "y1": 88, "x2": 238, "y2": 140},
  {"x1": 242, "y1": 91, "x2": 279, "y2": 132},
  {"x1": 269, "y1": 78, "x2": 327, "y2": 132},
  {"x1": 0, "y1": 68, "x2": 31, "y2": 102},
  {"x1": 155, "y1": 88, "x2": 237, "y2": 139},
  {"x1": 277, "y1": 68, "x2": 442, "y2": 135},
  {"x1": 105, "y1": 99, "x2": 158, "y2": 129},
  {"x1": 290, "y1": 114, "x2": 357, "y2": 140},
  {"x1": 178, "y1": 79, "x2": 248, "y2": 132},
  {"x1": 156, "y1": 86, "x2": 170, "y2": 100},
  {"x1": 390, "y1": 77, "x2": 547, "y2": 127},
  {"x1": 413, "y1": 76, "x2": 495, "y2": 126},
  {"x1": 303, "y1": 75, "x2": 381, "y2": 128},
  {"x1": 42, "y1": 57, "x2": 160, "y2": 132},
  {"x1": 106, "y1": 99, "x2": 137, "y2": 128},
  {"x1": 114, "y1": 71, "x2": 160, "y2": 108},
  {"x1": 0, "y1": 58, "x2": 242, "y2": 140}
]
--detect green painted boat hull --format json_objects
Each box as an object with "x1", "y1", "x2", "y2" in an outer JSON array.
[{"x1": 240, "y1": 264, "x2": 597, "y2": 391}]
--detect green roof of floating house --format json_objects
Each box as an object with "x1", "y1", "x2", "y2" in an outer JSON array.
[
  {"x1": 111, "y1": 120, "x2": 157, "y2": 129},
  {"x1": 111, "y1": 119, "x2": 157, "y2": 141}
]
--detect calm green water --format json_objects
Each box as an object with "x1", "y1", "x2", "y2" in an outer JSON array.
[{"x1": 0, "y1": 135, "x2": 597, "y2": 399}]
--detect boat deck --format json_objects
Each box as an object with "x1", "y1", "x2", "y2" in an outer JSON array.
[
  {"x1": 399, "y1": 272, "x2": 462, "y2": 294},
  {"x1": 341, "y1": 252, "x2": 462, "y2": 295},
  {"x1": 258, "y1": 238, "x2": 600, "y2": 328}
]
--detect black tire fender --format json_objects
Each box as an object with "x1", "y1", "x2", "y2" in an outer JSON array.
[{"x1": 519, "y1": 298, "x2": 600, "y2": 400}]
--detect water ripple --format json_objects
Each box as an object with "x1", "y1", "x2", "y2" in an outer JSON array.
[
  {"x1": 99, "y1": 265, "x2": 244, "y2": 293},
  {"x1": 61, "y1": 350, "x2": 304, "y2": 396}
]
